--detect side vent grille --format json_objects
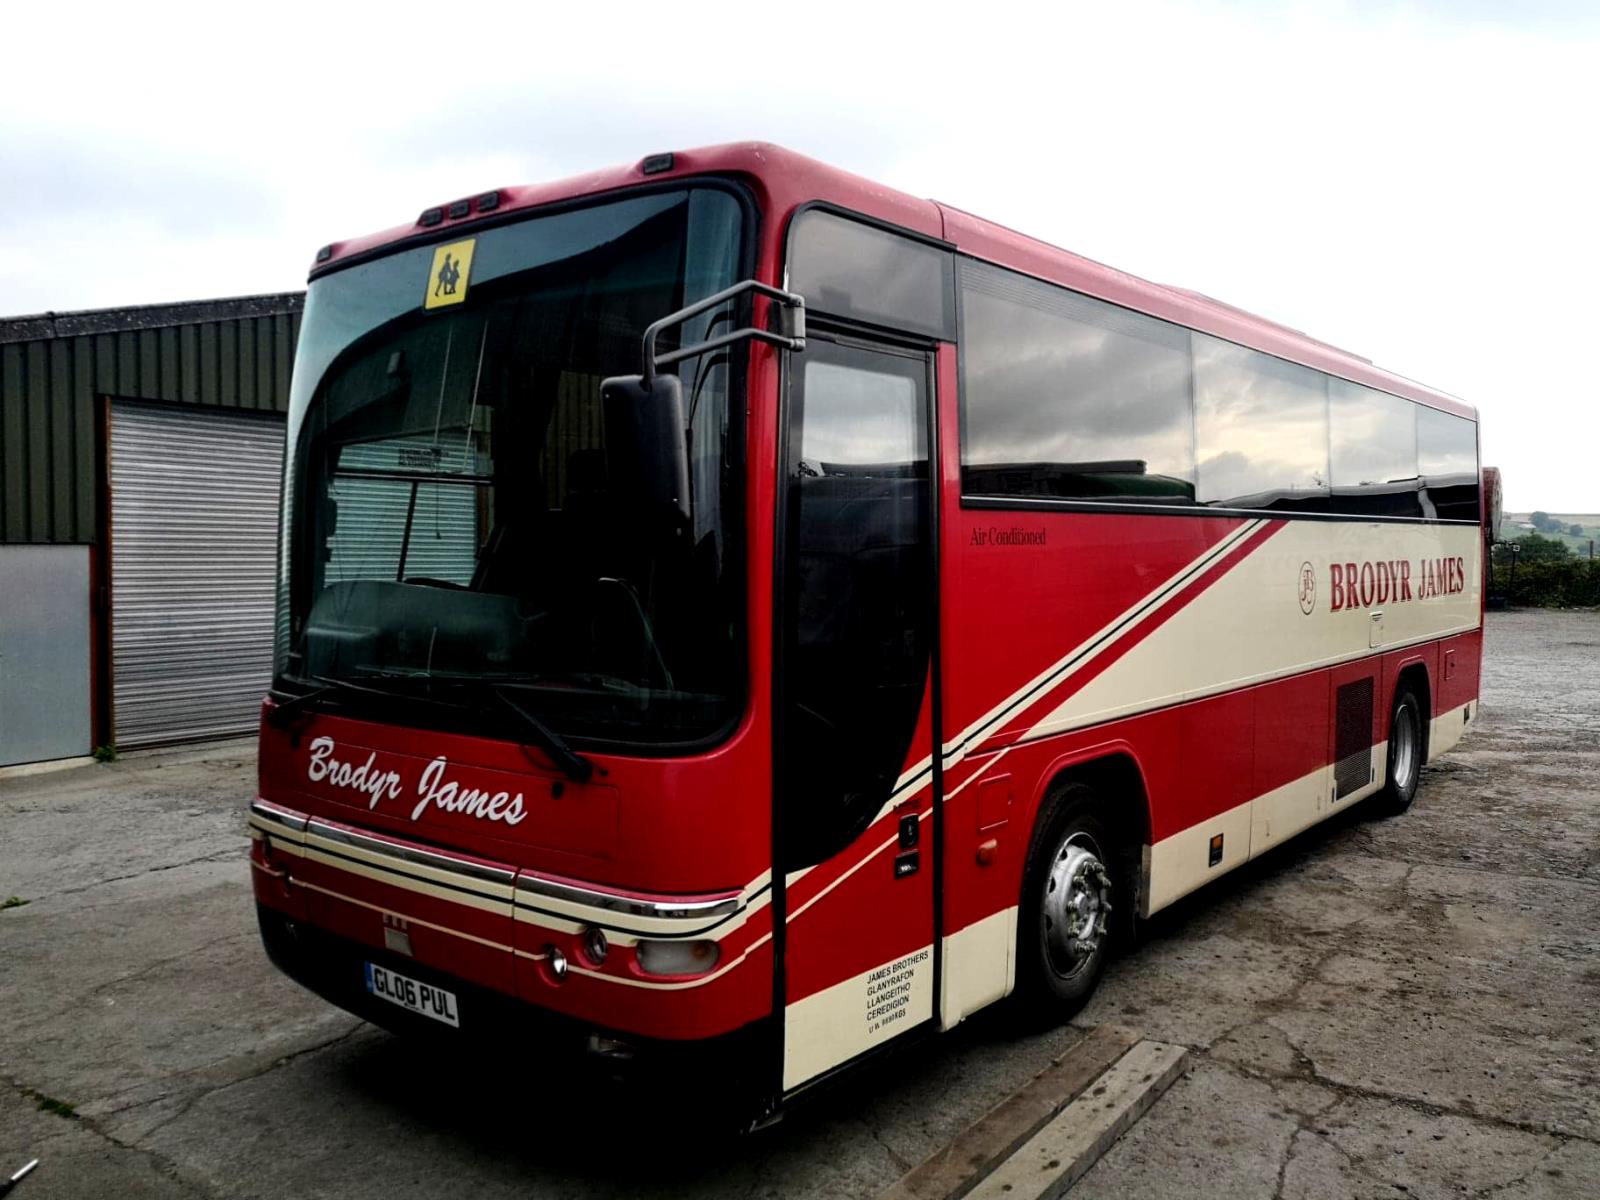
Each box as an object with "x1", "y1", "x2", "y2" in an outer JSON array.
[{"x1": 1335, "y1": 677, "x2": 1375, "y2": 798}]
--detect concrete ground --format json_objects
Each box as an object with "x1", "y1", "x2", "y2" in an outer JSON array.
[{"x1": 1, "y1": 609, "x2": 1596, "y2": 1199}]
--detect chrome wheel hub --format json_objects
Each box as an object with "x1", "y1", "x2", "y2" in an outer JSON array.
[
  {"x1": 1393, "y1": 701, "x2": 1418, "y2": 791},
  {"x1": 1042, "y1": 836, "x2": 1113, "y2": 980}
]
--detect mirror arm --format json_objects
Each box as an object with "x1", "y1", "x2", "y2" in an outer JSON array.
[
  {"x1": 651, "y1": 328, "x2": 802, "y2": 371},
  {"x1": 642, "y1": 279, "x2": 805, "y2": 386}
]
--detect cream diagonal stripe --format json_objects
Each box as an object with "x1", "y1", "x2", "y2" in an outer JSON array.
[
  {"x1": 942, "y1": 518, "x2": 1266, "y2": 764},
  {"x1": 1022, "y1": 518, "x2": 1480, "y2": 745},
  {"x1": 798, "y1": 521, "x2": 1266, "y2": 898},
  {"x1": 788, "y1": 809, "x2": 932, "y2": 923}
]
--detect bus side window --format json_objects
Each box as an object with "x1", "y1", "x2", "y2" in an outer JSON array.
[
  {"x1": 1193, "y1": 334, "x2": 1329, "y2": 510},
  {"x1": 1329, "y1": 380, "x2": 1421, "y2": 519},
  {"x1": 787, "y1": 209, "x2": 953, "y2": 339},
  {"x1": 1417, "y1": 405, "x2": 1480, "y2": 522},
  {"x1": 959, "y1": 260, "x2": 1195, "y2": 502}
]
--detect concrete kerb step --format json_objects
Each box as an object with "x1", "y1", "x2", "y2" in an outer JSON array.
[
  {"x1": 878, "y1": 1025, "x2": 1190, "y2": 1200},
  {"x1": 0, "y1": 736, "x2": 256, "y2": 783}
]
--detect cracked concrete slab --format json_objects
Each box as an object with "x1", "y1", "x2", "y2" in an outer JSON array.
[
  {"x1": 1286, "y1": 1094, "x2": 1561, "y2": 1200},
  {"x1": 0, "y1": 612, "x2": 1596, "y2": 1197},
  {"x1": 1, "y1": 1083, "x2": 215, "y2": 1199},
  {"x1": 0, "y1": 739, "x2": 256, "y2": 907},
  {"x1": 129, "y1": 1017, "x2": 1107, "y2": 1200},
  {"x1": 1480, "y1": 1138, "x2": 1600, "y2": 1199},
  {"x1": 0, "y1": 865, "x2": 361, "y2": 1146}
]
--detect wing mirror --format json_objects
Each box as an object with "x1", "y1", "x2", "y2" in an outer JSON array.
[{"x1": 600, "y1": 373, "x2": 691, "y2": 526}]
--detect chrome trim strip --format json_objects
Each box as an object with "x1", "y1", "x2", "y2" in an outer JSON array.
[
  {"x1": 250, "y1": 800, "x2": 745, "y2": 924},
  {"x1": 249, "y1": 799, "x2": 308, "y2": 833},
  {"x1": 514, "y1": 874, "x2": 743, "y2": 921},
  {"x1": 304, "y1": 818, "x2": 517, "y2": 888}
]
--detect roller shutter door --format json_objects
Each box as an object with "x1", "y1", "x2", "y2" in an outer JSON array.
[
  {"x1": 326, "y1": 433, "x2": 479, "y2": 586},
  {"x1": 111, "y1": 401, "x2": 285, "y2": 749}
]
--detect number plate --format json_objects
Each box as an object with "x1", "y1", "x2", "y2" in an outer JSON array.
[{"x1": 364, "y1": 962, "x2": 460, "y2": 1028}]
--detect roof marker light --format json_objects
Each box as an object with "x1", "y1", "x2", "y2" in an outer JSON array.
[
  {"x1": 448, "y1": 199, "x2": 470, "y2": 219},
  {"x1": 419, "y1": 207, "x2": 444, "y2": 227},
  {"x1": 315, "y1": 245, "x2": 333, "y2": 263},
  {"x1": 640, "y1": 153, "x2": 674, "y2": 175},
  {"x1": 476, "y1": 191, "x2": 500, "y2": 212}
]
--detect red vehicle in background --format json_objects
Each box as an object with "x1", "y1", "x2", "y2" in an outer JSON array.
[{"x1": 252, "y1": 143, "x2": 1488, "y2": 1124}]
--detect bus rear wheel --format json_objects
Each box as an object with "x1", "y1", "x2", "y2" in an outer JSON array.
[
  {"x1": 1376, "y1": 685, "x2": 1424, "y2": 815},
  {"x1": 1014, "y1": 783, "x2": 1122, "y2": 1020}
]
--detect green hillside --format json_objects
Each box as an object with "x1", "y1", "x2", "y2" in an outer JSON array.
[{"x1": 1501, "y1": 512, "x2": 1600, "y2": 556}]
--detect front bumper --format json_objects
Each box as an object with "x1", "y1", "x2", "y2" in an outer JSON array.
[
  {"x1": 256, "y1": 904, "x2": 775, "y2": 1114},
  {"x1": 247, "y1": 799, "x2": 774, "y2": 1042}
]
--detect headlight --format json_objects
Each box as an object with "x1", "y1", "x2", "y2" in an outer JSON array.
[{"x1": 635, "y1": 939, "x2": 720, "y2": 977}]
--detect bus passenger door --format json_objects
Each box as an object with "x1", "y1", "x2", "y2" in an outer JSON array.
[{"x1": 776, "y1": 333, "x2": 939, "y2": 1094}]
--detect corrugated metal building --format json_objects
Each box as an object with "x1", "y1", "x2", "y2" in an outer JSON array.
[{"x1": 0, "y1": 292, "x2": 304, "y2": 766}]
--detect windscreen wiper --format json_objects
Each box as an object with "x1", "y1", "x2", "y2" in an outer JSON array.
[
  {"x1": 265, "y1": 675, "x2": 461, "y2": 727},
  {"x1": 489, "y1": 686, "x2": 595, "y2": 784},
  {"x1": 265, "y1": 681, "x2": 344, "y2": 726}
]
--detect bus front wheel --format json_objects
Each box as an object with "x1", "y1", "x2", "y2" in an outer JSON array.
[{"x1": 1014, "y1": 783, "x2": 1122, "y2": 1020}]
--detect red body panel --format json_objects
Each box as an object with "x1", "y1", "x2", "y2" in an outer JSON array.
[
  {"x1": 257, "y1": 711, "x2": 766, "y2": 893},
  {"x1": 1255, "y1": 669, "x2": 1331, "y2": 799}
]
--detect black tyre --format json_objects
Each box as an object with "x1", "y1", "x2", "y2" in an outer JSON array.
[
  {"x1": 1375, "y1": 685, "x2": 1424, "y2": 815},
  {"x1": 1013, "y1": 783, "x2": 1124, "y2": 1021}
]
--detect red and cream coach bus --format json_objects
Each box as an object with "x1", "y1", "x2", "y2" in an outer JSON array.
[{"x1": 252, "y1": 142, "x2": 1486, "y2": 1121}]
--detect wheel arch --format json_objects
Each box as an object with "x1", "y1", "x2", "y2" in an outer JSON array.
[
  {"x1": 1026, "y1": 741, "x2": 1153, "y2": 917},
  {"x1": 1394, "y1": 660, "x2": 1433, "y2": 762}
]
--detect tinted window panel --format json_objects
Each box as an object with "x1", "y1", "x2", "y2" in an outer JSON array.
[
  {"x1": 1194, "y1": 334, "x2": 1328, "y2": 508},
  {"x1": 1329, "y1": 379, "x2": 1420, "y2": 517},
  {"x1": 961, "y1": 262, "x2": 1195, "y2": 501},
  {"x1": 799, "y1": 360, "x2": 923, "y2": 468},
  {"x1": 1417, "y1": 404, "x2": 1480, "y2": 521},
  {"x1": 787, "y1": 210, "x2": 953, "y2": 338}
]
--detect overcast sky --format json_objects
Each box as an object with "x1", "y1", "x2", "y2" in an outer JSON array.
[{"x1": 4, "y1": 0, "x2": 1596, "y2": 512}]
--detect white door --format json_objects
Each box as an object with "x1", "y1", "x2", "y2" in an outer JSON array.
[{"x1": 0, "y1": 545, "x2": 91, "y2": 765}]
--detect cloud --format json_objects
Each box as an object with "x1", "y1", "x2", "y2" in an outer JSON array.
[
  {"x1": 1, "y1": 0, "x2": 1595, "y2": 508},
  {"x1": 367, "y1": 84, "x2": 911, "y2": 184},
  {"x1": 0, "y1": 133, "x2": 283, "y2": 236}
]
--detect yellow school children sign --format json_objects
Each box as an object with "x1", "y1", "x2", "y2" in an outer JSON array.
[{"x1": 424, "y1": 239, "x2": 475, "y2": 310}]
